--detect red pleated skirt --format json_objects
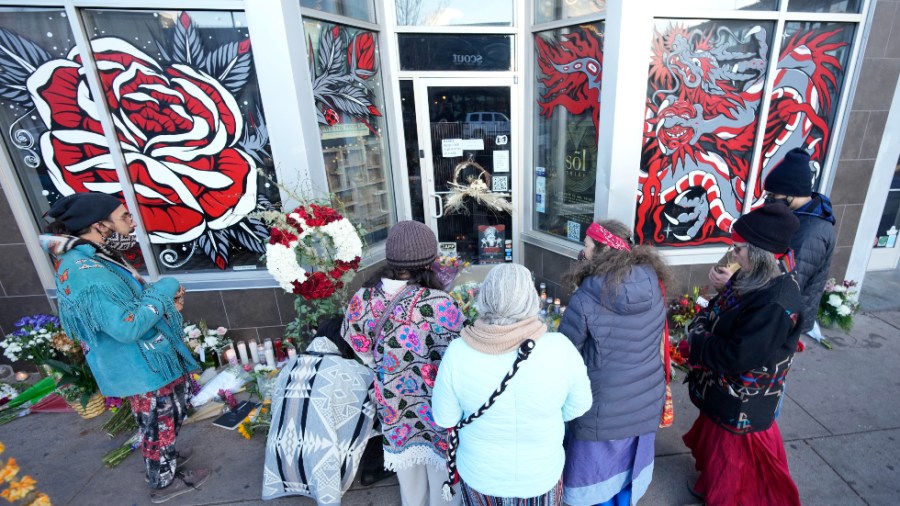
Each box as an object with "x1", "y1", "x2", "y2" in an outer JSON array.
[{"x1": 683, "y1": 413, "x2": 800, "y2": 506}]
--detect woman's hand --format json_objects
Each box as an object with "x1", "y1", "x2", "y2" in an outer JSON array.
[{"x1": 173, "y1": 286, "x2": 186, "y2": 312}]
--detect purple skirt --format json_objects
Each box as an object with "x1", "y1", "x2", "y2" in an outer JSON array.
[{"x1": 563, "y1": 433, "x2": 656, "y2": 506}]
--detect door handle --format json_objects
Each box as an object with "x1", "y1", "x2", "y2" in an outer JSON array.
[{"x1": 431, "y1": 193, "x2": 444, "y2": 219}]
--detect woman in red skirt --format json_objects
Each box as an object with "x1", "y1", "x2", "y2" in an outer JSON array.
[{"x1": 680, "y1": 204, "x2": 803, "y2": 506}]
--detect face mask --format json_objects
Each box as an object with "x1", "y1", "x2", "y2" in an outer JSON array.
[
  {"x1": 764, "y1": 195, "x2": 791, "y2": 207},
  {"x1": 103, "y1": 226, "x2": 138, "y2": 251}
]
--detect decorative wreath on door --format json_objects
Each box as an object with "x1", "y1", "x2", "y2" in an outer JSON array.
[{"x1": 443, "y1": 160, "x2": 513, "y2": 215}]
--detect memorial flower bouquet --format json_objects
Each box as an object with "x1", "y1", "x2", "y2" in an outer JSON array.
[
  {"x1": 449, "y1": 282, "x2": 480, "y2": 322},
  {"x1": 0, "y1": 315, "x2": 63, "y2": 366},
  {"x1": 667, "y1": 286, "x2": 708, "y2": 339},
  {"x1": 257, "y1": 200, "x2": 364, "y2": 349},
  {"x1": 182, "y1": 320, "x2": 231, "y2": 366},
  {"x1": 818, "y1": 278, "x2": 860, "y2": 332}
]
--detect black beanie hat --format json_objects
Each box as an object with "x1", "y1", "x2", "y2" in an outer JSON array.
[
  {"x1": 48, "y1": 192, "x2": 123, "y2": 233},
  {"x1": 385, "y1": 220, "x2": 437, "y2": 269},
  {"x1": 732, "y1": 203, "x2": 800, "y2": 254},
  {"x1": 764, "y1": 148, "x2": 813, "y2": 197}
]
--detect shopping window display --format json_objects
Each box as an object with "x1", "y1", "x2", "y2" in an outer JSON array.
[
  {"x1": 532, "y1": 22, "x2": 604, "y2": 243},
  {"x1": 0, "y1": 8, "x2": 280, "y2": 273}
]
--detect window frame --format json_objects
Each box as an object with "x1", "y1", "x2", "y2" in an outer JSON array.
[{"x1": 523, "y1": 0, "x2": 874, "y2": 265}]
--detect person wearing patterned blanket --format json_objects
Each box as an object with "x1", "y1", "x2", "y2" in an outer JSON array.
[
  {"x1": 342, "y1": 221, "x2": 466, "y2": 506},
  {"x1": 41, "y1": 192, "x2": 204, "y2": 504},
  {"x1": 262, "y1": 316, "x2": 377, "y2": 504},
  {"x1": 682, "y1": 204, "x2": 803, "y2": 506}
]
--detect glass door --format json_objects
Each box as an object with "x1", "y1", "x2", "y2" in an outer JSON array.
[
  {"x1": 411, "y1": 79, "x2": 515, "y2": 265},
  {"x1": 868, "y1": 154, "x2": 900, "y2": 270}
]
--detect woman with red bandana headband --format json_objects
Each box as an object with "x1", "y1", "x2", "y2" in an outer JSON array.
[
  {"x1": 558, "y1": 220, "x2": 671, "y2": 506},
  {"x1": 681, "y1": 204, "x2": 802, "y2": 505}
]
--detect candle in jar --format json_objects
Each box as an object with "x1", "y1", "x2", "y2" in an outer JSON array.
[
  {"x1": 274, "y1": 339, "x2": 285, "y2": 361},
  {"x1": 224, "y1": 348, "x2": 238, "y2": 366},
  {"x1": 198, "y1": 345, "x2": 205, "y2": 364},
  {"x1": 264, "y1": 346, "x2": 277, "y2": 368},
  {"x1": 249, "y1": 339, "x2": 260, "y2": 364},
  {"x1": 15, "y1": 371, "x2": 28, "y2": 382},
  {"x1": 287, "y1": 347, "x2": 297, "y2": 360},
  {"x1": 237, "y1": 341, "x2": 250, "y2": 365}
]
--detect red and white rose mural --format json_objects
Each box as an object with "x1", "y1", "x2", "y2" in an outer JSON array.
[{"x1": 0, "y1": 12, "x2": 272, "y2": 270}]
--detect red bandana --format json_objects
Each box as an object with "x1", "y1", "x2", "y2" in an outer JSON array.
[{"x1": 586, "y1": 223, "x2": 631, "y2": 251}]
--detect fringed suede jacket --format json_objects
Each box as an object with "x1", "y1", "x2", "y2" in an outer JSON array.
[{"x1": 41, "y1": 235, "x2": 198, "y2": 397}]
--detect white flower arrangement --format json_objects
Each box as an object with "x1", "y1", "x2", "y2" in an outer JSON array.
[
  {"x1": 182, "y1": 320, "x2": 232, "y2": 363},
  {"x1": 818, "y1": 278, "x2": 860, "y2": 332},
  {"x1": 0, "y1": 315, "x2": 62, "y2": 364}
]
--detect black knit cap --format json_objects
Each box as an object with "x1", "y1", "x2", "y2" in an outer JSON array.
[
  {"x1": 732, "y1": 203, "x2": 800, "y2": 254},
  {"x1": 48, "y1": 192, "x2": 123, "y2": 233},
  {"x1": 764, "y1": 148, "x2": 813, "y2": 197},
  {"x1": 385, "y1": 220, "x2": 437, "y2": 269}
]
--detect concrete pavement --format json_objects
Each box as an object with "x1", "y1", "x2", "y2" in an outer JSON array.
[{"x1": 2, "y1": 270, "x2": 899, "y2": 505}]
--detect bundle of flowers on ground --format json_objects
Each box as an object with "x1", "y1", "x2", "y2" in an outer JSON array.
[
  {"x1": 667, "y1": 287, "x2": 708, "y2": 339},
  {"x1": 43, "y1": 330, "x2": 100, "y2": 410},
  {"x1": 257, "y1": 201, "x2": 364, "y2": 349},
  {"x1": 449, "y1": 282, "x2": 480, "y2": 323},
  {"x1": 0, "y1": 315, "x2": 64, "y2": 367},
  {"x1": 238, "y1": 400, "x2": 271, "y2": 439},
  {"x1": 818, "y1": 278, "x2": 860, "y2": 332},
  {"x1": 100, "y1": 398, "x2": 137, "y2": 439},
  {"x1": 433, "y1": 256, "x2": 471, "y2": 290},
  {"x1": 244, "y1": 364, "x2": 278, "y2": 401},
  {"x1": 102, "y1": 432, "x2": 140, "y2": 469},
  {"x1": 182, "y1": 321, "x2": 232, "y2": 367},
  {"x1": 0, "y1": 441, "x2": 50, "y2": 505}
]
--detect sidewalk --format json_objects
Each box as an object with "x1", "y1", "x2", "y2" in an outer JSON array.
[{"x1": 2, "y1": 271, "x2": 899, "y2": 505}]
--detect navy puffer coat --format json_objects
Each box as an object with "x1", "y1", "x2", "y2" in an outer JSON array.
[
  {"x1": 558, "y1": 264, "x2": 666, "y2": 441},
  {"x1": 792, "y1": 193, "x2": 836, "y2": 333}
]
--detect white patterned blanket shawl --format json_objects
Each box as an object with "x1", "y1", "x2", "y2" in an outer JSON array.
[{"x1": 262, "y1": 336, "x2": 376, "y2": 504}]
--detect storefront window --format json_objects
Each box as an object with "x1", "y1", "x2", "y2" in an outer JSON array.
[
  {"x1": 533, "y1": 23, "x2": 604, "y2": 243},
  {"x1": 397, "y1": 34, "x2": 514, "y2": 72},
  {"x1": 0, "y1": 7, "x2": 85, "y2": 223},
  {"x1": 652, "y1": 0, "x2": 778, "y2": 10},
  {"x1": 303, "y1": 19, "x2": 395, "y2": 245},
  {"x1": 535, "y1": 0, "x2": 605, "y2": 25},
  {"x1": 69, "y1": 10, "x2": 278, "y2": 274},
  {"x1": 787, "y1": 0, "x2": 861, "y2": 13},
  {"x1": 300, "y1": 0, "x2": 376, "y2": 23},
  {"x1": 636, "y1": 19, "x2": 775, "y2": 247},
  {"x1": 395, "y1": 0, "x2": 513, "y2": 26},
  {"x1": 758, "y1": 22, "x2": 854, "y2": 193},
  {"x1": 874, "y1": 157, "x2": 900, "y2": 248}
]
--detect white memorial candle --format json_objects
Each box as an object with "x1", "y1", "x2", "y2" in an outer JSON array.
[
  {"x1": 248, "y1": 339, "x2": 260, "y2": 364},
  {"x1": 237, "y1": 342, "x2": 250, "y2": 365},
  {"x1": 287, "y1": 348, "x2": 297, "y2": 360},
  {"x1": 224, "y1": 348, "x2": 238, "y2": 366},
  {"x1": 198, "y1": 345, "x2": 205, "y2": 364},
  {"x1": 264, "y1": 347, "x2": 276, "y2": 368}
]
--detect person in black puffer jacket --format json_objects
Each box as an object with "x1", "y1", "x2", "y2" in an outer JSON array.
[
  {"x1": 558, "y1": 220, "x2": 670, "y2": 506},
  {"x1": 763, "y1": 148, "x2": 836, "y2": 335},
  {"x1": 682, "y1": 204, "x2": 803, "y2": 506}
]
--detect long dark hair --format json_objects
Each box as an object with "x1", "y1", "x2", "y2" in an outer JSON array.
[
  {"x1": 363, "y1": 264, "x2": 443, "y2": 291},
  {"x1": 316, "y1": 315, "x2": 355, "y2": 360},
  {"x1": 563, "y1": 220, "x2": 671, "y2": 293}
]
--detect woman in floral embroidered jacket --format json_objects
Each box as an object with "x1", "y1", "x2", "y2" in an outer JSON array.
[{"x1": 342, "y1": 221, "x2": 466, "y2": 506}]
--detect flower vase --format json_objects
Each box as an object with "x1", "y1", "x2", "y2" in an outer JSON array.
[
  {"x1": 68, "y1": 392, "x2": 106, "y2": 419},
  {"x1": 37, "y1": 364, "x2": 54, "y2": 378},
  {"x1": 256, "y1": 375, "x2": 278, "y2": 401}
]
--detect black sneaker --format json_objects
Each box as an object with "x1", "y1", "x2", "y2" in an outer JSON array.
[{"x1": 149, "y1": 468, "x2": 210, "y2": 504}]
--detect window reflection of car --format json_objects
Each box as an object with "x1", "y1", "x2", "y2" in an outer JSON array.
[{"x1": 463, "y1": 112, "x2": 510, "y2": 138}]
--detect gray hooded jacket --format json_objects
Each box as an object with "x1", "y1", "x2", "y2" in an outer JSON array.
[{"x1": 558, "y1": 264, "x2": 666, "y2": 441}]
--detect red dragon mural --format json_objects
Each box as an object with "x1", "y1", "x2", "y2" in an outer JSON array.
[
  {"x1": 637, "y1": 21, "x2": 849, "y2": 246},
  {"x1": 535, "y1": 25, "x2": 604, "y2": 138}
]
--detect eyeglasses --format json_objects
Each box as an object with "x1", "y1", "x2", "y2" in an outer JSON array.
[{"x1": 732, "y1": 243, "x2": 747, "y2": 253}]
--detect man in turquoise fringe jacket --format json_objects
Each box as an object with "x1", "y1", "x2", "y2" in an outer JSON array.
[{"x1": 42, "y1": 192, "x2": 208, "y2": 504}]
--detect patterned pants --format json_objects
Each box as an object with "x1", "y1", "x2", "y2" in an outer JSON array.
[{"x1": 129, "y1": 376, "x2": 191, "y2": 489}]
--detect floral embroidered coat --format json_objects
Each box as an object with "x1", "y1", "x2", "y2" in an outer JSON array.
[{"x1": 342, "y1": 284, "x2": 465, "y2": 471}]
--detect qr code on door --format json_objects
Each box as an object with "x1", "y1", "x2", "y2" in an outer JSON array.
[
  {"x1": 567, "y1": 221, "x2": 581, "y2": 241},
  {"x1": 492, "y1": 176, "x2": 509, "y2": 192}
]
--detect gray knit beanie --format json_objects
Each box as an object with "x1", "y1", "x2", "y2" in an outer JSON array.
[
  {"x1": 385, "y1": 220, "x2": 438, "y2": 269},
  {"x1": 477, "y1": 264, "x2": 540, "y2": 325}
]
